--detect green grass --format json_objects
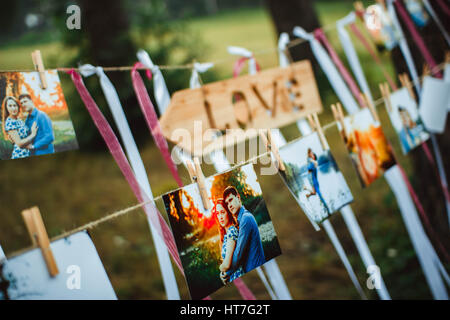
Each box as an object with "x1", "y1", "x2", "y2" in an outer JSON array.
[{"x1": 0, "y1": 2, "x2": 447, "y2": 300}]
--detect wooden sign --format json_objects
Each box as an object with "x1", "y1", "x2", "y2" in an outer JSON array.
[{"x1": 160, "y1": 60, "x2": 323, "y2": 156}]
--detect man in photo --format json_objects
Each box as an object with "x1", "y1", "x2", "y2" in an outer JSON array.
[
  {"x1": 19, "y1": 93, "x2": 55, "y2": 156},
  {"x1": 220, "y1": 186, "x2": 265, "y2": 284}
]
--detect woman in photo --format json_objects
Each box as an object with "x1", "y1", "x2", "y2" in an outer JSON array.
[
  {"x1": 213, "y1": 198, "x2": 243, "y2": 283},
  {"x1": 1, "y1": 96, "x2": 38, "y2": 159},
  {"x1": 398, "y1": 106, "x2": 425, "y2": 153},
  {"x1": 305, "y1": 148, "x2": 330, "y2": 215}
]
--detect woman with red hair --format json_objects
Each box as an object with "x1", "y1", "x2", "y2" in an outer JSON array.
[{"x1": 213, "y1": 198, "x2": 243, "y2": 283}]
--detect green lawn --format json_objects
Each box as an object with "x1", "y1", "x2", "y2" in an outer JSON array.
[{"x1": 0, "y1": 2, "x2": 445, "y2": 300}]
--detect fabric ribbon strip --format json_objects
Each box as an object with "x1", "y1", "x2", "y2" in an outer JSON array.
[
  {"x1": 131, "y1": 62, "x2": 184, "y2": 187},
  {"x1": 436, "y1": 0, "x2": 450, "y2": 16},
  {"x1": 423, "y1": 0, "x2": 450, "y2": 47},
  {"x1": 386, "y1": 0, "x2": 422, "y2": 92},
  {"x1": 394, "y1": 0, "x2": 443, "y2": 78},
  {"x1": 314, "y1": 28, "x2": 367, "y2": 108},
  {"x1": 336, "y1": 12, "x2": 375, "y2": 105},
  {"x1": 78, "y1": 64, "x2": 180, "y2": 300},
  {"x1": 132, "y1": 65, "x2": 256, "y2": 300},
  {"x1": 349, "y1": 23, "x2": 397, "y2": 90},
  {"x1": 68, "y1": 69, "x2": 183, "y2": 273}
]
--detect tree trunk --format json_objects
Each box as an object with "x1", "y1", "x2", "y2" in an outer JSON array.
[
  {"x1": 390, "y1": 0, "x2": 450, "y2": 237},
  {"x1": 265, "y1": 0, "x2": 321, "y2": 64}
]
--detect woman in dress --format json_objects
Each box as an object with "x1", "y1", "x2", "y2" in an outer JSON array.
[
  {"x1": 1, "y1": 96, "x2": 38, "y2": 159},
  {"x1": 305, "y1": 148, "x2": 330, "y2": 215},
  {"x1": 213, "y1": 198, "x2": 243, "y2": 283}
]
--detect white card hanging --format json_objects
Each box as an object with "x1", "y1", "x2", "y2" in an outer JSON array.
[
  {"x1": 419, "y1": 76, "x2": 450, "y2": 133},
  {"x1": 79, "y1": 64, "x2": 181, "y2": 300}
]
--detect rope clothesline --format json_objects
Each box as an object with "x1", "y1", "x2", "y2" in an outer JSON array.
[
  {"x1": 0, "y1": 19, "x2": 377, "y2": 74},
  {"x1": 7, "y1": 61, "x2": 446, "y2": 259}
]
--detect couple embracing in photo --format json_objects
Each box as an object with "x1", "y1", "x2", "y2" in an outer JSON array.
[
  {"x1": 1, "y1": 94, "x2": 55, "y2": 159},
  {"x1": 213, "y1": 186, "x2": 266, "y2": 284}
]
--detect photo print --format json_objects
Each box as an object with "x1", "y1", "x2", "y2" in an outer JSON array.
[
  {"x1": 163, "y1": 163, "x2": 281, "y2": 300},
  {"x1": 0, "y1": 70, "x2": 78, "y2": 160},
  {"x1": 364, "y1": 4, "x2": 401, "y2": 50},
  {"x1": 387, "y1": 87, "x2": 429, "y2": 154},
  {"x1": 405, "y1": 0, "x2": 429, "y2": 27},
  {"x1": 337, "y1": 108, "x2": 397, "y2": 188},
  {"x1": 0, "y1": 231, "x2": 117, "y2": 300},
  {"x1": 278, "y1": 132, "x2": 354, "y2": 229}
]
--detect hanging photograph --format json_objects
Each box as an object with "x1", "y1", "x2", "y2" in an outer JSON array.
[
  {"x1": 405, "y1": 0, "x2": 429, "y2": 27},
  {"x1": 337, "y1": 108, "x2": 397, "y2": 188},
  {"x1": 0, "y1": 70, "x2": 78, "y2": 160},
  {"x1": 163, "y1": 163, "x2": 281, "y2": 300},
  {"x1": 387, "y1": 88, "x2": 429, "y2": 154},
  {"x1": 0, "y1": 231, "x2": 117, "y2": 300},
  {"x1": 278, "y1": 132, "x2": 353, "y2": 229},
  {"x1": 364, "y1": 4, "x2": 401, "y2": 50}
]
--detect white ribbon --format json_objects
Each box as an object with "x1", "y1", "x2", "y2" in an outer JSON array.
[
  {"x1": 291, "y1": 28, "x2": 392, "y2": 299},
  {"x1": 137, "y1": 49, "x2": 172, "y2": 114},
  {"x1": 189, "y1": 62, "x2": 214, "y2": 89},
  {"x1": 0, "y1": 244, "x2": 6, "y2": 262},
  {"x1": 385, "y1": 166, "x2": 449, "y2": 299},
  {"x1": 278, "y1": 32, "x2": 291, "y2": 68},
  {"x1": 423, "y1": 0, "x2": 450, "y2": 46},
  {"x1": 227, "y1": 46, "x2": 258, "y2": 75},
  {"x1": 79, "y1": 64, "x2": 181, "y2": 300},
  {"x1": 337, "y1": 12, "x2": 375, "y2": 105},
  {"x1": 386, "y1": 0, "x2": 422, "y2": 92},
  {"x1": 293, "y1": 26, "x2": 360, "y2": 114}
]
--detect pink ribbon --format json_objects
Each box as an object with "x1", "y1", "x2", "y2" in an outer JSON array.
[
  {"x1": 421, "y1": 142, "x2": 450, "y2": 203},
  {"x1": 349, "y1": 23, "x2": 398, "y2": 91},
  {"x1": 233, "y1": 56, "x2": 260, "y2": 78},
  {"x1": 67, "y1": 69, "x2": 184, "y2": 273},
  {"x1": 131, "y1": 65, "x2": 256, "y2": 300},
  {"x1": 314, "y1": 28, "x2": 368, "y2": 108},
  {"x1": 437, "y1": 0, "x2": 450, "y2": 16},
  {"x1": 394, "y1": 0, "x2": 443, "y2": 78},
  {"x1": 131, "y1": 63, "x2": 183, "y2": 187},
  {"x1": 397, "y1": 164, "x2": 450, "y2": 262}
]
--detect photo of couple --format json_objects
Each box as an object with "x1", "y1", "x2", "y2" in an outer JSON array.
[
  {"x1": 387, "y1": 88, "x2": 429, "y2": 154},
  {"x1": 0, "y1": 71, "x2": 78, "y2": 160},
  {"x1": 278, "y1": 132, "x2": 354, "y2": 229},
  {"x1": 163, "y1": 163, "x2": 281, "y2": 300}
]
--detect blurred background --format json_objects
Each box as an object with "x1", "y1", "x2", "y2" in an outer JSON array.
[{"x1": 0, "y1": 0, "x2": 448, "y2": 299}]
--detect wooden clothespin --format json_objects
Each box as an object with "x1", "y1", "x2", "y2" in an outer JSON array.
[
  {"x1": 360, "y1": 92, "x2": 380, "y2": 123},
  {"x1": 445, "y1": 51, "x2": 450, "y2": 64},
  {"x1": 259, "y1": 129, "x2": 285, "y2": 172},
  {"x1": 422, "y1": 63, "x2": 431, "y2": 77},
  {"x1": 31, "y1": 50, "x2": 47, "y2": 90},
  {"x1": 21, "y1": 206, "x2": 59, "y2": 277},
  {"x1": 379, "y1": 82, "x2": 393, "y2": 113},
  {"x1": 376, "y1": 0, "x2": 387, "y2": 10},
  {"x1": 398, "y1": 73, "x2": 416, "y2": 101},
  {"x1": 186, "y1": 157, "x2": 211, "y2": 210},
  {"x1": 332, "y1": 102, "x2": 348, "y2": 134},
  {"x1": 354, "y1": 1, "x2": 365, "y2": 17},
  {"x1": 310, "y1": 113, "x2": 328, "y2": 150}
]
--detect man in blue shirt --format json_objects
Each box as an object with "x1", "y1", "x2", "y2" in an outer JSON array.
[
  {"x1": 220, "y1": 186, "x2": 265, "y2": 284},
  {"x1": 19, "y1": 94, "x2": 55, "y2": 156}
]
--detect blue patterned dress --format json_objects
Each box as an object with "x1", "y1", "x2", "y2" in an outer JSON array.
[
  {"x1": 221, "y1": 225, "x2": 244, "y2": 282},
  {"x1": 4, "y1": 118, "x2": 31, "y2": 159}
]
